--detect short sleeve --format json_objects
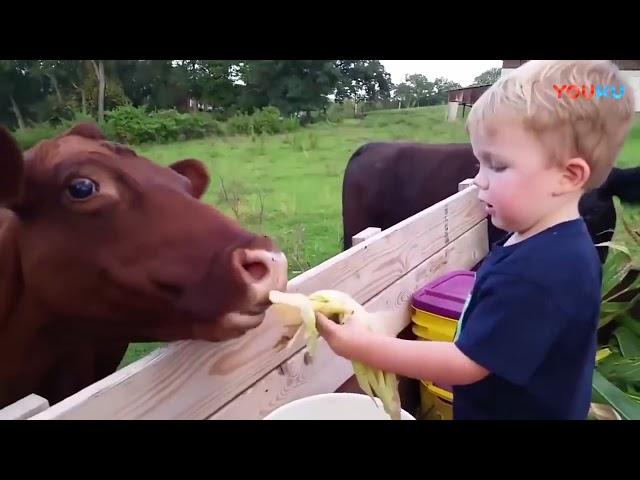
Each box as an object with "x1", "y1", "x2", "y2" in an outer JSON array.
[{"x1": 455, "y1": 273, "x2": 568, "y2": 386}]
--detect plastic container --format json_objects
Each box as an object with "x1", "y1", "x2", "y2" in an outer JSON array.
[
  {"x1": 411, "y1": 270, "x2": 476, "y2": 342},
  {"x1": 420, "y1": 381, "x2": 453, "y2": 420},
  {"x1": 263, "y1": 393, "x2": 416, "y2": 420}
]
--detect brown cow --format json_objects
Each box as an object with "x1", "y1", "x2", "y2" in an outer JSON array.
[
  {"x1": 342, "y1": 142, "x2": 640, "y2": 264},
  {"x1": 0, "y1": 123, "x2": 288, "y2": 409}
]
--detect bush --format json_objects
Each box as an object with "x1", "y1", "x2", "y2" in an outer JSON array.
[
  {"x1": 11, "y1": 104, "x2": 303, "y2": 150},
  {"x1": 106, "y1": 105, "x2": 161, "y2": 144},
  {"x1": 593, "y1": 201, "x2": 640, "y2": 419},
  {"x1": 12, "y1": 124, "x2": 66, "y2": 150},
  {"x1": 104, "y1": 106, "x2": 227, "y2": 144},
  {"x1": 227, "y1": 107, "x2": 300, "y2": 136},
  {"x1": 282, "y1": 117, "x2": 301, "y2": 132},
  {"x1": 327, "y1": 101, "x2": 357, "y2": 122},
  {"x1": 227, "y1": 112, "x2": 254, "y2": 136},
  {"x1": 207, "y1": 119, "x2": 227, "y2": 136},
  {"x1": 251, "y1": 106, "x2": 283, "y2": 134}
]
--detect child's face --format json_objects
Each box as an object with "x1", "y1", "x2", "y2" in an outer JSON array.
[{"x1": 469, "y1": 120, "x2": 565, "y2": 234}]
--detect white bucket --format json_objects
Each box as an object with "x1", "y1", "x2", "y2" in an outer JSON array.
[{"x1": 263, "y1": 393, "x2": 415, "y2": 420}]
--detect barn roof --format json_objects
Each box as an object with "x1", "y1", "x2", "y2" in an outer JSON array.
[{"x1": 447, "y1": 84, "x2": 491, "y2": 105}]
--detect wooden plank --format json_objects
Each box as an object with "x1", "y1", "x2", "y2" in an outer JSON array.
[
  {"x1": 208, "y1": 220, "x2": 488, "y2": 419},
  {"x1": 458, "y1": 178, "x2": 474, "y2": 191},
  {"x1": 352, "y1": 227, "x2": 381, "y2": 246},
  {"x1": 284, "y1": 185, "x2": 484, "y2": 302},
  {"x1": 31, "y1": 186, "x2": 484, "y2": 420},
  {"x1": 0, "y1": 394, "x2": 50, "y2": 420},
  {"x1": 30, "y1": 345, "x2": 169, "y2": 420}
]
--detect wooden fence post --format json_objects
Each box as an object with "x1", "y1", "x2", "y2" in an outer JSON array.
[{"x1": 0, "y1": 394, "x2": 49, "y2": 420}]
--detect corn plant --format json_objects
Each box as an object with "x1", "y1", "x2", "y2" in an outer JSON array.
[{"x1": 593, "y1": 200, "x2": 640, "y2": 419}]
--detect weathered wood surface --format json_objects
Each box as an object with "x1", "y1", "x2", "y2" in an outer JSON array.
[
  {"x1": 0, "y1": 394, "x2": 49, "y2": 420},
  {"x1": 352, "y1": 227, "x2": 381, "y2": 245},
  {"x1": 458, "y1": 178, "x2": 475, "y2": 191},
  {"x1": 31, "y1": 186, "x2": 485, "y2": 420},
  {"x1": 209, "y1": 220, "x2": 488, "y2": 419}
]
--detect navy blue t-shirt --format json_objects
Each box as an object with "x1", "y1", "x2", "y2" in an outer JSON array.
[{"x1": 453, "y1": 218, "x2": 602, "y2": 420}]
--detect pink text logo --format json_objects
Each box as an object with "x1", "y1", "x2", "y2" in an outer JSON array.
[{"x1": 553, "y1": 84, "x2": 624, "y2": 100}]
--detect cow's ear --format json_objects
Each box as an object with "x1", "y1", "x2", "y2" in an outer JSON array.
[
  {"x1": 61, "y1": 122, "x2": 106, "y2": 141},
  {"x1": 169, "y1": 159, "x2": 210, "y2": 199},
  {"x1": 0, "y1": 126, "x2": 24, "y2": 206}
]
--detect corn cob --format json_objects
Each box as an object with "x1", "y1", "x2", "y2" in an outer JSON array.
[{"x1": 268, "y1": 289, "x2": 401, "y2": 420}]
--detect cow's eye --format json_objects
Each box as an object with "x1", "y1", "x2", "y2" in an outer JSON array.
[{"x1": 67, "y1": 178, "x2": 98, "y2": 200}]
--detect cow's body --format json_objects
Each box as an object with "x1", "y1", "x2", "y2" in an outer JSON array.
[
  {"x1": 342, "y1": 142, "x2": 640, "y2": 264},
  {"x1": 0, "y1": 123, "x2": 288, "y2": 408}
]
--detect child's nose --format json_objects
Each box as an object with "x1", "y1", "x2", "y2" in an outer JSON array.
[{"x1": 473, "y1": 170, "x2": 489, "y2": 190}]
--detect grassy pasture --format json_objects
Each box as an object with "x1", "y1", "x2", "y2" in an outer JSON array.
[{"x1": 119, "y1": 105, "x2": 640, "y2": 367}]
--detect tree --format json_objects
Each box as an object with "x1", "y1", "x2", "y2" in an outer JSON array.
[
  {"x1": 334, "y1": 60, "x2": 393, "y2": 112},
  {"x1": 62, "y1": 60, "x2": 93, "y2": 115},
  {"x1": 192, "y1": 60, "x2": 241, "y2": 111},
  {"x1": 115, "y1": 60, "x2": 192, "y2": 111},
  {"x1": 239, "y1": 60, "x2": 341, "y2": 118},
  {"x1": 35, "y1": 60, "x2": 64, "y2": 103},
  {"x1": 429, "y1": 77, "x2": 462, "y2": 105},
  {"x1": 472, "y1": 67, "x2": 501, "y2": 86},
  {"x1": 0, "y1": 60, "x2": 47, "y2": 129},
  {"x1": 393, "y1": 82, "x2": 417, "y2": 108},
  {"x1": 404, "y1": 74, "x2": 434, "y2": 107},
  {"x1": 392, "y1": 74, "x2": 461, "y2": 108}
]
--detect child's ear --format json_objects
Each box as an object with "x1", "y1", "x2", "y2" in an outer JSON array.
[{"x1": 558, "y1": 157, "x2": 590, "y2": 192}]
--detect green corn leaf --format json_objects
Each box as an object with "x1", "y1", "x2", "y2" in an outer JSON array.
[
  {"x1": 600, "y1": 252, "x2": 632, "y2": 298},
  {"x1": 604, "y1": 279, "x2": 640, "y2": 304},
  {"x1": 597, "y1": 240, "x2": 632, "y2": 262},
  {"x1": 614, "y1": 326, "x2": 640, "y2": 358},
  {"x1": 599, "y1": 311, "x2": 620, "y2": 329},
  {"x1": 591, "y1": 389, "x2": 607, "y2": 404},
  {"x1": 596, "y1": 347, "x2": 612, "y2": 363},
  {"x1": 600, "y1": 301, "x2": 632, "y2": 315},
  {"x1": 592, "y1": 370, "x2": 640, "y2": 420},
  {"x1": 605, "y1": 357, "x2": 640, "y2": 384},
  {"x1": 599, "y1": 301, "x2": 633, "y2": 328},
  {"x1": 617, "y1": 202, "x2": 640, "y2": 253},
  {"x1": 620, "y1": 313, "x2": 640, "y2": 337},
  {"x1": 597, "y1": 352, "x2": 624, "y2": 378}
]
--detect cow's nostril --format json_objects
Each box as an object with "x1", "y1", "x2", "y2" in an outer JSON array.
[
  {"x1": 153, "y1": 280, "x2": 185, "y2": 298},
  {"x1": 243, "y1": 261, "x2": 268, "y2": 282}
]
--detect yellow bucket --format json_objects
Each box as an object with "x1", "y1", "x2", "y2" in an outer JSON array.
[
  {"x1": 419, "y1": 380, "x2": 453, "y2": 420},
  {"x1": 411, "y1": 309, "x2": 457, "y2": 342}
]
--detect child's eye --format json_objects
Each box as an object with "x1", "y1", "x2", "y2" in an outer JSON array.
[{"x1": 491, "y1": 164, "x2": 507, "y2": 172}]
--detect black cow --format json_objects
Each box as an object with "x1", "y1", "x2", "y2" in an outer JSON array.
[{"x1": 342, "y1": 142, "x2": 640, "y2": 264}]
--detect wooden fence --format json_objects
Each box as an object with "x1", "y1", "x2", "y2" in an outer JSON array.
[{"x1": 1, "y1": 181, "x2": 489, "y2": 420}]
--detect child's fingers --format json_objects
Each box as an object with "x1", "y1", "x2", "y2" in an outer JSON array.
[{"x1": 315, "y1": 312, "x2": 339, "y2": 337}]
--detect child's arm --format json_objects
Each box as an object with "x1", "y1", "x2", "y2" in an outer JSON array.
[{"x1": 316, "y1": 313, "x2": 489, "y2": 386}]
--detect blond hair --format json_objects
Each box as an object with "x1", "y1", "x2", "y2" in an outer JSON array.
[{"x1": 466, "y1": 60, "x2": 636, "y2": 189}]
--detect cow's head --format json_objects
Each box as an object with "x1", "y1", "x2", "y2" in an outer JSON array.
[{"x1": 0, "y1": 123, "x2": 288, "y2": 342}]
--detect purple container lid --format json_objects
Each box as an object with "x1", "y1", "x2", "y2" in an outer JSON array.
[{"x1": 411, "y1": 270, "x2": 475, "y2": 320}]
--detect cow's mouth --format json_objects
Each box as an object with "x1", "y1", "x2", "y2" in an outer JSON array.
[
  {"x1": 152, "y1": 279, "x2": 186, "y2": 299},
  {"x1": 240, "y1": 300, "x2": 272, "y2": 316}
]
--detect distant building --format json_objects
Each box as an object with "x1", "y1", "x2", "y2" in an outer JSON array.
[
  {"x1": 501, "y1": 60, "x2": 640, "y2": 112},
  {"x1": 445, "y1": 84, "x2": 491, "y2": 121}
]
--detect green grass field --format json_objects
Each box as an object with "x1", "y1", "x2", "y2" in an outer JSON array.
[{"x1": 118, "y1": 105, "x2": 640, "y2": 367}]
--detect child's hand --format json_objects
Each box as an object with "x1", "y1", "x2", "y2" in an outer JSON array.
[{"x1": 315, "y1": 312, "x2": 370, "y2": 358}]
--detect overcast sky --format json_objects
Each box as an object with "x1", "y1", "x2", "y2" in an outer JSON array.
[{"x1": 380, "y1": 60, "x2": 503, "y2": 87}]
